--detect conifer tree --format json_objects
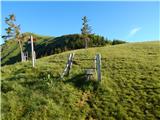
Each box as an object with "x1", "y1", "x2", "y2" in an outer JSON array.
[
  {"x1": 3, "y1": 14, "x2": 27, "y2": 62},
  {"x1": 81, "y1": 16, "x2": 92, "y2": 48}
]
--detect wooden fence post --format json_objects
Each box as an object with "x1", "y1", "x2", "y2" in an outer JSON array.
[
  {"x1": 95, "y1": 55, "x2": 97, "y2": 72},
  {"x1": 61, "y1": 53, "x2": 75, "y2": 78},
  {"x1": 66, "y1": 53, "x2": 72, "y2": 76},
  {"x1": 34, "y1": 51, "x2": 36, "y2": 63},
  {"x1": 96, "y1": 53, "x2": 101, "y2": 81},
  {"x1": 30, "y1": 35, "x2": 35, "y2": 67}
]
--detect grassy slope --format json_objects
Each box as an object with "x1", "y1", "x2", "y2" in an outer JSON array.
[
  {"x1": 1, "y1": 41, "x2": 160, "y2": 120},
  {"x1": 1, "y1": 33, "x2": 54, "y2": 66},
  {"x1": 1, "y1": 33, "x2": 106, "y2": 66}
]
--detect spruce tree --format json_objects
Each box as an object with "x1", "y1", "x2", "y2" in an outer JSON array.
[{"x1": 81, "y1": 16, "x2": 92, "y2": 48}]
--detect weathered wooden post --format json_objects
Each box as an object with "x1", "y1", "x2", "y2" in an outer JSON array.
[
  {"x1": 95, "y1": 55, "x2": 97, "y2": 72},
  {"x1": 61, "y1": 53, "x2": 75, "y2": 78},
  {"x1": 66, "y1": 53, "x2": 72, "y2": 76},
  {"x1": 96, "y1": 54, "x2": 101, "y2": 81},
  {"x1": 68, "y1": 53, "x2": 75, "y2": 75},
  {"x1": 22, "y1": 52, "x2": 28, "y2": 61},
  {"x1": 30, "y1": 35, "x2": 35, "y2": 67},
  {"x1": 34, "y1": 51, "x2": 36, "y2": 63},
  {"x1": 23, "y1": 52, "x2": 26, "y2": 61}
]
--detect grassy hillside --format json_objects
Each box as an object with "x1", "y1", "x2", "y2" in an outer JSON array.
[
  {"x1": 1, "y1": 33, "x2": 53, "y2": 66},
  {"x1": 1, "y1": 41, "x2": 160, "y2": 120},
  {"x1": 1, "y1": 33, "x2": 107, "y2": 66}
]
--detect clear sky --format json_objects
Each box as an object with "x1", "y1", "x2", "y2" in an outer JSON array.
[{"x1": 1, "y1": 1, "x2": 159, "y2": 44}]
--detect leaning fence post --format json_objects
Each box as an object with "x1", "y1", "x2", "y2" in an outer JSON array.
[
  {"x1": 61, "y1": 53, "x2": 75, "y2": 78},
  {"x1": 68, "y1": 53, "x2": 75, "y2": 74},
  {"x1": 66, "y1": 53, "x2": 72, "y2": 76}
]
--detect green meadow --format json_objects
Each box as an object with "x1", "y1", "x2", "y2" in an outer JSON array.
[{"x1": 1, "y1": 41, "x2": 160, "y2": 120}]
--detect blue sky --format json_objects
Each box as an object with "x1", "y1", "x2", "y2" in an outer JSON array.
[{"x1": 1, "y1": 1, "x2": 159, "y2": 44}]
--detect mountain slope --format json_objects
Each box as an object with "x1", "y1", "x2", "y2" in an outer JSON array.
[
  {"x1": 1, "y1": 33, "x2": 107, "y2": 66},
  {"x1": 1, "y1": 33, "x2": 54, "y2": 66},
  {"x1": 1, "y1": 41, "x2": 160, "y2": 120}
]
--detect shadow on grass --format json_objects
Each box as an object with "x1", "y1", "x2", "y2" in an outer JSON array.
[
  {"x1": 64, "y1": 73, "x2": 99, "y2": 91},
  {"x1": 1, "y1": 52, "x2": 21, "y2": 66}
]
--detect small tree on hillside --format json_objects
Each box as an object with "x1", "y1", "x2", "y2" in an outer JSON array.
[
  {"x1": 81, "y1": 16, "x2": 92, "y2": 49},
  {"x1": 3, "y1": 14, "x2": 27, "y2": 62}
]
